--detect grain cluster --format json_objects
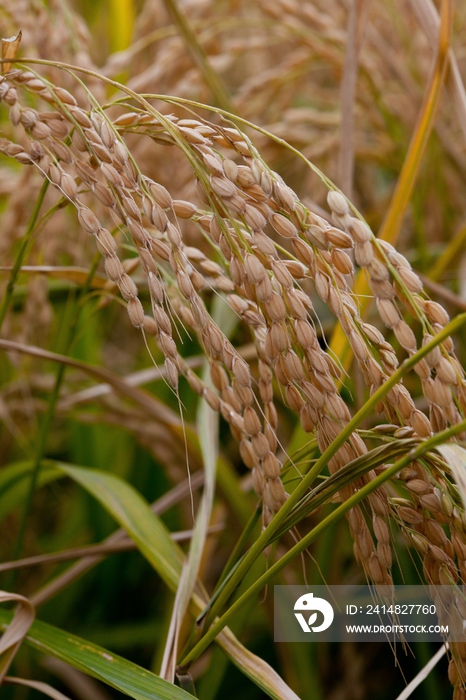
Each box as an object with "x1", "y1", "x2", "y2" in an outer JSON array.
[{"x1": 1, "y1": 60, "x2": 466, "y2": 696}]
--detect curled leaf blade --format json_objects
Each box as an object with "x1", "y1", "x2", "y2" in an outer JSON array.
[{"x1": 2, "y1": 31, "x2": 22, "y2": 74}]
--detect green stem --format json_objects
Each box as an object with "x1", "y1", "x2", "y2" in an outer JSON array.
[
  {"x1": 201, "y1": 438, "x2": 415, "y2": 623},
  {"x1": 0, "y1": 179, "x2": 49, "y2": 332},
  {"x1": 181, "y1": 418, "x2": 466, "y2": 665},
  {"x1": 213, "y1": 506, "x2": 261, "y2": 593},
  {"x1": 161, "y1": 0, "x2": 233, "y2": 113},
  {"x1": 199, "y1": 313, "x2": 466, "y2": 631},
  {"x1": 10, "y1": 256, "x2": 101, "y2": 567},
  {"x1": 275, "y1": 439, "x2": 417, "y2": 537}
]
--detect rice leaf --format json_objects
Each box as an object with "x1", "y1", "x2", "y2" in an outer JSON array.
[
  {"x1": 0, "y1": 609, "x2": 196, "y2": 700},
  {"x1": 56, "y1": 465, "x2": 300, "y2": 699},
  {"x1": 56, "y1": 464, "x2": 183, "y2": 590}
]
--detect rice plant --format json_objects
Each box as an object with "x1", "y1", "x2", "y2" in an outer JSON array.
[{"x1": 0, "y1": 1, "x2": 466, "y2": 699}]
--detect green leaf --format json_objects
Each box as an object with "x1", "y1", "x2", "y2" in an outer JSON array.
[
  {"x1": 56, "y1": 464, "x2": 183, "y2": 590},
  {"x1": 54, "y1": 464, "x2": 300, "y2": 699},
  {"x1": 0, "y1": 609, "x2": 195, "y2": 700}
]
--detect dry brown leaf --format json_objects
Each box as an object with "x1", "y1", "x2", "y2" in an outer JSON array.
[
  {"x1": 1, "y1": 31, "x2": 21, "y2": 74},
  {"x1": 436, "y1": 444, "x2": 466, "y2": 510},
  {"x1": 0, "y1": 591, "x2": 35, "y2": 684}
]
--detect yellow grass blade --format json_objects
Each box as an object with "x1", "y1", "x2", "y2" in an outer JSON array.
[
  {"x1": 329, "y1": 0, "x2": 453, "y2": 371},
  {"x1": 377, "y1": 0, "x2": 452, "y2": 245},
  {"x1": 427, "y1": 221, "x2": 466, "y2": 281},
  {"x1": 108, "y1": 0, "x2": 135, "y2": 52}
]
